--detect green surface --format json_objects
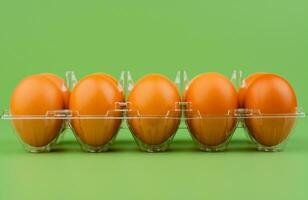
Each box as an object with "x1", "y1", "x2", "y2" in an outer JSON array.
[{"x1": 0, "y1": 0, "x2": 308, "y2": 199}]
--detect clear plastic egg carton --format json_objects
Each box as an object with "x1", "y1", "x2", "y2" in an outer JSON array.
[{"x1": 1, "y1": 70, "x2": 306, "y2": 153}]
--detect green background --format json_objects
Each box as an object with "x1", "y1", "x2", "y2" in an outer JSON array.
[{"x1": 0, "y1": 0, "x2": 308, "y2": 199}]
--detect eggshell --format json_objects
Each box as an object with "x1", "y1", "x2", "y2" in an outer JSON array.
[
  {"x1": 238, "y1": 73, "x2": 266, "y2": 108},
  {"x1": 69, "y1": 73, "x2": 124, "y2": 147},
  {"x1": 244, "y1": 74, "x2": 297, "y2": 146},
  {"x1": 127, "y1": 74, "x2": 181, "y2": 145},
  {"x1": 39, "y1": 73, "x2": 70, "y2": 108},
  {"x1": 184, "y1": 73, "x2": 238, "y2": 146},
  {"x1": 10, "y1": 75, "x2": 65, "y2": 147}
]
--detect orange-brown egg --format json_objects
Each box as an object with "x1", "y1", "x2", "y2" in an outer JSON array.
[
  {"x1": 127, "y1": 74, "x2": 181, "y2": 145},
  {"x1": 69, "y1": 73, "x2": 124, "y2": 147},
  {"x1": 184, "y1": 73, "x2": 238, "y2": 147},
  {"x1": 39, "y1": 73, "x2": 70, "y2": 108},
  {"x1": 238, "y1": 73, "x2": 266, "y2": 108},
  {"x1": 244, "y1": 74, "x2": 297, "y2": 147},
  {"x1": 10, "y1": 75, "x2": 65, "y2": 147}
]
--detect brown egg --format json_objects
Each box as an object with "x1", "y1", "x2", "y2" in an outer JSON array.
[
  {"x1": 184, "y1": 73, "x2": 238, "y2": 147},
  {"x1": 238, "y1": 73, "x2": 266, "y2": 108},
  {"x1": 69, "y1": 73, "x2": 124, "y2": 148},
  {"x1": 39, "y1": 73, "x2": 70, "y2": 108},
  {"x1": 10, "y1": 75, "x2": 65, "y2": 147},
  {"x1": 127, "y1": 74, "x2": 181, "y2": 146},
  {"x1": 244, "y1": 74, "x2": 297, "y2": 147}
]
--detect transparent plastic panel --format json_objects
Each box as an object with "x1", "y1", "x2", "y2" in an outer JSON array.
[{"x1": 1, "y1": 70, "x2": 306, "y2": 153}]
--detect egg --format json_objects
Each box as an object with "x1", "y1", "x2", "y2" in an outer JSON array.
[
  {"x1": 10, "y1": 75, "x2": 65, "y2": 147},
  {"x1": 184, "y1": 73, "x2": 238, "y2": 148},
  {"x1": 39, "y1": 73, "x2": 70, "y2": 108},
  {"x1": 127, "y1": 74, "x2": 181, "y2": 147},
  {"x1": 238, "y1": 73, "x2": 266, "y2": 108},
  {"x1": 69, "y1": 73, "x2": 124, "y2": 149},
  {"x1": 244, "y1": 74, "x2": 297, "y2": 147}
]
